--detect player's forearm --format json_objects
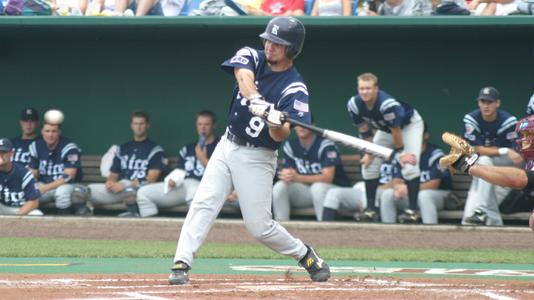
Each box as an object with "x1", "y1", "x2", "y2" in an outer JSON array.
[
  {"x1": 390, "y1": 127, "x2": 404, "y2": 149},
  {"x1": 474, "y1": 146, "x2": 502, "y2": 157},
  {"x1": 18, "y1": 200, "x2": 39, "y2": 215},
  {"x1": 468, "y1": 165, "x2": 528, "y2": 189},
  {"x1": 145, "y1": 170, "x2": 161, "y2": 184},
  {"x1": 269, "y1": 124, "x2": 291, "y2": 142},
  {"x1": 234, "y1": 68, "x2": 259, "y2": 98},
  {"x1": 295, "y1": 173, "x2": 333, "y2": 184}
]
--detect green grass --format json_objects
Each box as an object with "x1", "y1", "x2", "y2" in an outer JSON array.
[{"x1": 2, "y1": 237, "x2": 533, "y2": 264}]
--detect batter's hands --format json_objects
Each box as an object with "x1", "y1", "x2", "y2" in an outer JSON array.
[{"x1": 265, "y1": 109, "x2": 284, "y2": 128}]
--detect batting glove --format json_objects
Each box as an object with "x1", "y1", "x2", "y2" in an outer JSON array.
[
  {"x1": 249, "y1": 103, "x2": 269, "y2": 118},
  {"x1": 265, "y1": 109, "x2": 284, "y2": 128}
]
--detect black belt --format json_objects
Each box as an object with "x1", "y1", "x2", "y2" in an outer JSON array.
[{"x1": 226, "y1": 131, "x2": 256, "y2": 148}]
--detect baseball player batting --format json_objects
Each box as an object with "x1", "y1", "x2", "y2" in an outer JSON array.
[
  {"x1": 169, "y1": 16, "x2": 330, "y2": 285},
  {"x1": 440, "y1": 117, "x2": 534, "y2": 233}
]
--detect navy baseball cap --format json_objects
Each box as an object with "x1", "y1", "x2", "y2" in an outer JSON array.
[
  {"x1": 0, "y1": 138, "x2": 13, "y2": 152},
  {"x1": 20, "y1": 107, "x2": 39, "y2": 121},
  {"x1": 477, "y1": 87, "x2": 500, "y2": 102}
]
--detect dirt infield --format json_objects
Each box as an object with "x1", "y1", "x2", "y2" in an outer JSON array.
[
  {"x1": 1, "y1": 274, "x2": 534, "y2": 300},
  {"x1": 2, "y1": 216, "x2": 534, "y2": 249},
  {"x1": 2, "y1": 216, "x2": 534, "y2": 299}
]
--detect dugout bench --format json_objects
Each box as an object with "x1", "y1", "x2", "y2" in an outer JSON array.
[{"x1": 73, "y1": 155, "x2": 531, "y2": 222}]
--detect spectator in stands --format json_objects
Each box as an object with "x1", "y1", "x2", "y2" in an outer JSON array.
[
  {"x1": 358, "y1": 0, "x2": 381, "y2": 15},
  {"x1": 431, "y1": 0, "x2": 470, "y2": 14},
  {"x1": 380, "y1": 123, "x2": 453, "y2": 224},
  {"x1": 323, "y1": 161, "x2": 394, "y2": 222},
  {"x1": 29, "y1": 114, "x2": 90, "y2": 215},
  {"x1": 136, "y1": 110, "x2": 222, "y2": 217},
  {"x1": 225, "y1": 0, "x2": 265, "y2": 15},
  {"x1": 311, "y1": 0, "x2": 352, "y2": 16},
  {"x1": 260, "y1": 0, "x2": 305, "y2": 15},
  {"x1": 468, "y1": 0, "x2": 518, "y2": 15},
  {"x1": 11, "y1": 108, "x2": 40, "y2": 167},
  {"x1": 87, "y1": 110, "x2": 166, "y2": 217},
  {"x1": 374, "y1": 0, "x2": 432, "y2": 15},
  {"x1": 461, "y1": 86, "x2": 522, "y2": 226},
  {"x1": 0, "y1": 138, "x2": 42, "y2": 216},
  {"x1": 115, "y1": 0, "x2": 163, "y2": 15},
  {"x1": 272, "y1": 125, "x2": 351, "y2": 221}
]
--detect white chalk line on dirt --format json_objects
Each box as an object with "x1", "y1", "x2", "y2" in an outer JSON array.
[{"x1": 480, "y1": 291, "x2": 518, "y2": 300}]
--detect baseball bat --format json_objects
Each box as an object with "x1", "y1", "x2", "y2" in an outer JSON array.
[{"x1": 283, "y1": 116, "x2": 393, "y2": 160}]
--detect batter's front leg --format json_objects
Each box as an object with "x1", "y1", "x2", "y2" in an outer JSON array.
[
  {"x1": 173, "y1": 142, "x2": 233, "y2": 266},
  {"x1": 230, "y1": 147, "x2": 307, "y2": 260}
]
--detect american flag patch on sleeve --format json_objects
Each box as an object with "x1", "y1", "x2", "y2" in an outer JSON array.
[
  {"x1": 67, "y1": 154, "x2": 79, "y2": 162},
  {"x1": 327, "y1": 151, "x2": 338, "y2": 159},
  {"x1": 293, "y1": 100, "x2": 309, "y2": 112}
]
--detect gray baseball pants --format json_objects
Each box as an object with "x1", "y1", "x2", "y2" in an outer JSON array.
[
  {"x1": 323, "y1": 185, "x2": 387, "y2": 212},
  {"x1": 362, "y1": 111, "x2": 424, "y2": 181},
  {"x1": 462, "y1": 155, "x2": 513, "y2": 226},
  {"x1": 380, "y1": 188, "x2": 451, "y2": 224},
  {"x1": 272, "y1": 181, "x2": 336, "y2": 221},
  {"x1": 88, "y1": 179, "x2": 136, "y2": 206},
  {"x1": 38, "y1": 183, "x2": 75, "y2": 209},
  {"x1": 137, "y1": 179, "x2": 200, "y2": 217},
  {"x1": 173, "y1": 137, "x2": 308, "y2": 266}
]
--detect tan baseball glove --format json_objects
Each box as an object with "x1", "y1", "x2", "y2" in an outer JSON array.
[{"x1": 439, "y1": 132, "x2": 479, "y2": 173}]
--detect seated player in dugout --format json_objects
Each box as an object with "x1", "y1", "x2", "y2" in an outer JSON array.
[
  {"x1": 28, "y1": 111, "x2": 91, "y2": 215},
  {"x1": 84, "y1": 110, "x2": 166, "y2": 217},
  {"x1": 380, "y1": 123, "x2": 454, "y2": 224},
  {"x1": 347, "y1": 72, "x2": 425, "y2": 223},
  {"x1": 461, "y1": 86, "x2": 522, "y2": 226},
  {"x1": 440, "y1": 115, "x2": 534, "y2": 232},
  {"x1": 272, "y1": 123, "x2": 351, "y2": 221},
  {"x1": 0, "y1": 138, "x2": 42, "y2": 216},
  {"x1": 136, "y1": 110, "x2": 237, "y2": 217},
  {"x1": 11, "y1": 107, "x2": 40, "y2": 168},
  {"x1": 322, "y1": 161, "x2": 394, "y2": 222}
]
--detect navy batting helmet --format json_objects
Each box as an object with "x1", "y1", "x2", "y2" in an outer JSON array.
[{"x1": 259, "y1": 16, "x2": 305, "y2": 60}]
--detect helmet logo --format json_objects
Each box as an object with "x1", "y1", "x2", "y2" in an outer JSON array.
[{"x1": 271, "y1": 24, "x2": 279, "y2": 35}]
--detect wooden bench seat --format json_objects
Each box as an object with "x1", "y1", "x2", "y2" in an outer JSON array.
[{"x1": 67, "y1": 154, "x2": 530, "y2": 223}]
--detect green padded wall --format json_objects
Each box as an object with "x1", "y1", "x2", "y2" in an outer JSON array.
[{"x1": 1, "y1": 17, "x2": 533, "y2": 154}]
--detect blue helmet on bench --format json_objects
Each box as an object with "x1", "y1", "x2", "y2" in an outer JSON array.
[{"x1": 259, "y1": 16, "x2": 305, "y2": 60}]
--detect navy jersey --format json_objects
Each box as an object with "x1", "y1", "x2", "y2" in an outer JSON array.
[
  {"x1": 392, "y1": 143, "x2": 452, "y2": 190},
  {"x1": 281, "y1": 136, "x2": 351, "y2": 187},
  {"x1": 378, "y1": 162, "x2": 393, "y2": 185},
  {"x1": 29, "y1": 137, "x2": 82, "y2": 184},
  {"x1": 347, "y1": 90, "x2": 414, "y2": 133},
  {"x1": 11, "y1": 136, "x2": 39, "y2": 166},
  {"x1": 463, "y1": 109, "x2": 518, "y2": 148},
  {"x1": 0, "y1": 163, "x2": 40, "y2": 207},
  {"x1": 221, "y1": 47, "x2": 312, "y2": 150},
  {"x1": 176, "y1": 137, "x2": 220, "y2": 180},
  {"x1": 110, "y1": 139, "x2": 165, "y2": 182}
]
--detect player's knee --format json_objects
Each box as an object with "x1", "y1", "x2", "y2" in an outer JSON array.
[
  {"x1": 122, "y1": 187, "x2": 138, "y2": 205},
  {"x1": 323, "y1": 189, "x2": 339, "y2": 209},
  {"x1": 379, "y1": 189, "x2": 395, "y2": 206},
  {"x1": 401, "y1": 165, "x2": 420, "y2": 181},
  {"x1": 310, "y1": 182, "x2": 330, "y2": 195},
  {"x1": 245, "y1": 220, "x2": 275, "y2": 241},
  {"x1": 71, "y1": 185, "x2": 90, "y2": 204},
  {"x1": 272, "y1": 181, "x2": 288, "y2": 198}
]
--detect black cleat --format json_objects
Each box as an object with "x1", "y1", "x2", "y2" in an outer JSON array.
[
  {"x1": 354, "y1": 209, "x2": 379, "y2": 222},
  {"x1": 169, "y1": 261, "x2": 191, "y2": 285},
  {"x1": 299, "y1": 245, "x2": 330, "y2": 282},
  {"x1": 463, "y1": 208, "x2": 487, "y2": 226},
  {"x1": 398, "y1": 209, "x2": 420, "y2": 224}
]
